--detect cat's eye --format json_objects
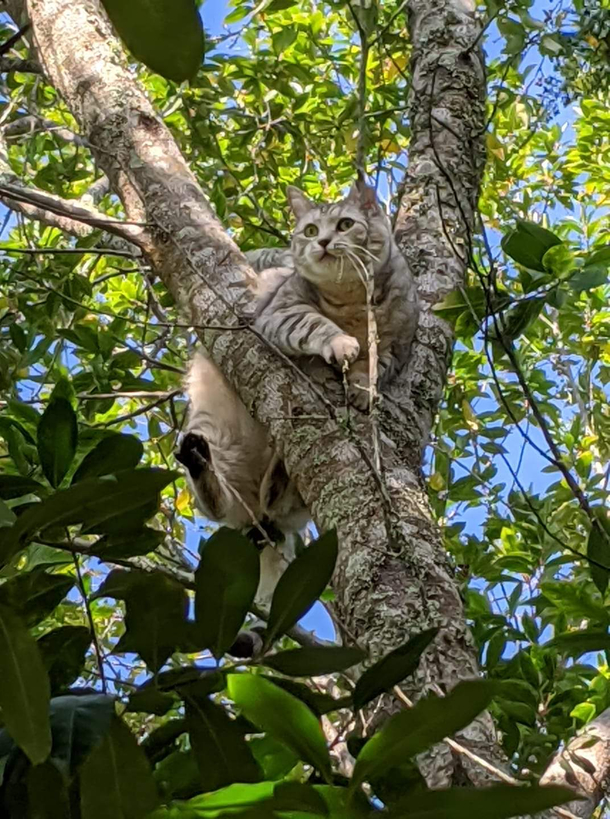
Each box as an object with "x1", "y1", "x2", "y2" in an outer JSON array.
[
  {"x1": 304, "y1": 224, "x2": 319, "y2": 237},
  {"x1": 337, "y1": 218, "x2": 354, "y2": 232}
]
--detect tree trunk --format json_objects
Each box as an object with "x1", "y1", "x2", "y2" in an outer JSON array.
[{"x1": 4, "y1": 0, "x2": 610, "y2": 812}]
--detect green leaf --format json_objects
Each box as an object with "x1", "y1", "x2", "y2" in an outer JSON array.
[
  {"x1": 266, "y1": 529, "x2": 338, "y2": 645},
  {"x1": 0, "y1": 498, "x2": 16, "y2": 528},
  {"x1": 263, "y1": 646, "x2": 365, "y2": 677},
  {"x1": 90, "y1": 527, "x2": 164, "y2": 560},
  {"x1": 501, "y1": 220, "x2": 562, "y2": 272},
  {"x1": 0, "y1": 475, "x2": 45, "y2": 500},
  {"x1": 273, "y1": 781, "x2": 328, "y2": 815},
  {"x1": 111, "y1": 571, "x2": 189, "y2": 672},
  {"x1": 588, "y1": 509, "x2": 610, "y2": 596},
  {"x1": 260, "y1": 675, "x2": 350, "y2": 716},
  {"x1": 37, "y1": 626, "x2": 92, "y2": 693},
  {"x1": 195, "y1": 528, "x2": 260, "y2": 659},
  {"x1": 101, "y1": 0, "x2": 204, "y2": 81},
  {"x1": 547, "y1": 629, "x2": 610, "y2": 656},
  {"x1": 542, "y1": 244, "x2": 574, "y2": 276},
  {"x1": 386, "y1": 784, "x2": 579, "y2": 818},
  {"x1": 126, "y1": 687, "x2": 176, "y2": 717},
  {"x1": 0, "y1": 570, "x2": 75, "y2": 628},
  {"x1": 227, "y1": 673, "x2": 331, "y2": 780},
  {"x1": 49, "y1": 694, "x2": 115, "y2": 774},
  {"x1": 350, "y1": 680, "x2": 497, "y2": 792},
  {"x1": 490, "y1": 297, "x2": 545, "y2": 342},
  {"x1": 1, "y1": 468, "x2": 177, "y2": 565},
  {"x1": 37, "y1": 397, "x2": 78, "y2": 487},
  {"x1": 250, "y1": 735, "x2": 299, "y2": 780},
  {"x1": 353, "y1": 628, "x2": 438, "y2": 711},
  {"x1": 0, "y1": 603, "x2": 51, "y2": 764},
  {"x1": 72, "y1": 433, "x2": 144, "y2": 483},
  {"x1": 156, "y1": 782, "x2": 275, "y2": 815},
  {"x1": 569, "y1": 264, "x2": 608, "y2": 292},
  {"x1": 185, "y1": 694, "x2": 261, "y2": 792},
  {"x1": 27, "y1": 760, "x2": 71, "y2": 819},
  {"x1": 80, "y1": 715, "x2": 159, "y2": 819}
]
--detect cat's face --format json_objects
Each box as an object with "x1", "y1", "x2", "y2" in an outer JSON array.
[{"x1": 287, "y1": 181, "x2": 392, "y2": 285}]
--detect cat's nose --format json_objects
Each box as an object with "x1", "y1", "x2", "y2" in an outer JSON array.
[{"x1": 318, "y1": 237, "x2": 331, "y2": 248}]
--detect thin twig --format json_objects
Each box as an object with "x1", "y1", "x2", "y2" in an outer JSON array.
[{"x1": 72, "y1": 553, "x2": 107, "y2": 693}]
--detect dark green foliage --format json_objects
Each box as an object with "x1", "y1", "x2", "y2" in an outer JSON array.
[
  {"x1": 266, "y1": 530, "x2": 338, "y2": 645},
  {"x1": 72, "y1": 433, "x2": 144, "y2": 483},
  {"x1": 263, "y1": 646, "x2": 365, "y2": 677},
  {"x1": 195, "y1": 527, "x2": 260, "y2": 659},
  {"x1": 185, "y1": 693, "x2": 261, "y2": 792},
  {"x1": 0, "y1": 604, "x2": 51, "y2": 764},
  {"x1": 352, "y1": 629, "x2": 438, "y2": 710},
  {"x1": 228, "y1": 673, "x2": 332, "y2": 781},
  {"x1": 79, "y1": 715, "x2": 159, "y2": 819},
  {"x1": 37, "y1": 397, "x2": 77, "y2": 487},
  {"x1": 37, "y1": 626, "x2": 92, "y2": 693},
  {"x1": 101, "y1": 0, "x2": 204, "y2": 81}
]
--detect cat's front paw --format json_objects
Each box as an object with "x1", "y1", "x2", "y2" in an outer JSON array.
[
  {"x1": 323, "y1": 334, "x2": 360, "y2": 366},
  {"x1": 175, "y1": 432, "x2": 210, "y2": 478}
]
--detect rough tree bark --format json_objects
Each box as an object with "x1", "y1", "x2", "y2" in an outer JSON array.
[{"x1": 2, "y1": 0, "x2": 609, "y2": 813}]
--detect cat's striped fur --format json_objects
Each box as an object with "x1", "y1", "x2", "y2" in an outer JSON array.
[
  {"x1": 177, "y1": 179, "x2": 418, "y2": 599},
  {"x1": 253, "y1": 179, "x2": 419, "y2": 409}
]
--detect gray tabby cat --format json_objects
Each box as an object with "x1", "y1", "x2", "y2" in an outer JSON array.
[
  {"x1": 177, "y1": 178, "x2": 418, "y2": 598},
  {"x1": 175, "y1": 352, "x2": 307, "y2": 604},
  {"x1": 253, "y1": 178, "x2": 419, "y2": 409}
]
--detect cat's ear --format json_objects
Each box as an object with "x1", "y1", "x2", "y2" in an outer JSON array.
[
  {"x1": 286, "y1": 186, "x2": 315, "y2": 220},
  {"x1": 347, "y1": 175, "x2": 379, "y2": 212}
]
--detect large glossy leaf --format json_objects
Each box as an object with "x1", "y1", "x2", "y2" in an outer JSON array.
[
  {"x1": 72, "y1": 433, "x2": 144, "y2": 483},
  {"x1": 48, "y1": 694, "x2": 115, "y2": 773},
  {"x1": 37, "y1": 626, "x2": 92, "y2": 693},
  {"x1": 352, "y1": 628, "x2": 438, "y2": 710},
  {"x1": 90, "y1": 527, "x2": 164, "y2": 560},
  {"x1": 195, "y1": 528, "x2": 260, "y2": 659},
  {"x1": 80, "y1": 715, "x2": 159, "y2": 819},
  {"x1": 227, "y1": 673, "x2": 331, "y2": 781},
  {"x1": 350, "y1": 680, "x2": 497, "y2": 792},
  {"x1": 111, "y1": 570, "x2": 189, "y2": 672},
  {"x1": 250, "y1": 735, "x2": 299, "y2": 780},
  {"x1": 260, "y1": 675, "x2": 349, "y2": 716},
  {"x1": 273, "y1": 781, "x2": 328, "y2": 815},
  {"x1": 386, "y1": 784, "x2": 579, "y2": 818},
  {"x1": 0, "y1": 475, "x2": 45, "y2": 500},
  {"x1": 266, "y1": 530, "x2": 338, "y2": 645},
  {"x1": 501, "y1": 220, "x2": 562, "y2": 272},
  {"x1": 156, "y1": 782, "x2": 276, "y2": 817},
  {"x1": 37, "y1": 397, "x2": 78, "y2": 488},
  {"x1": 101, "y1": 0, "x2": 204, "y2": 81},
  {"x1": 264, "y1": 646, "x2": 365, "y2": 677},
  {"x1": 0, "y1": 603, "x2": 51, "y2": 764},
  {"x1": 0, "y1": 570, "x2": 74, "y2": 628},
  {"x1": 185, "y1": 694, "x2": 261, "y2": 792},
  {"x1": 27, "y1": 759, "x2": 71, "y2": 819},
  {"x1": 1, "y1": 468, "x2": 177, "y2": 565},
  {"x1": 587, "y1": 509, "x2": 610, "y2": 596},
  {"x1": 547, "y1": 629, "x2": 610, "y2": 655}
]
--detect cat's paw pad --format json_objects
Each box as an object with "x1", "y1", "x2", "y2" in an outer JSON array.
[
  {"x1": 324, "y1": 334, "x2": 360, "y2": 365},
  {"x1": 348, "y1": 373, "x2": 371, "y2": 411},
  {"x1": 175, "y1": 432, "x2": 210, "y2": 477}
]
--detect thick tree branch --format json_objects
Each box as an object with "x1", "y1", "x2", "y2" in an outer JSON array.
[{"x1": 394, "y1": 0, "x2": 487, "y2": 447}]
